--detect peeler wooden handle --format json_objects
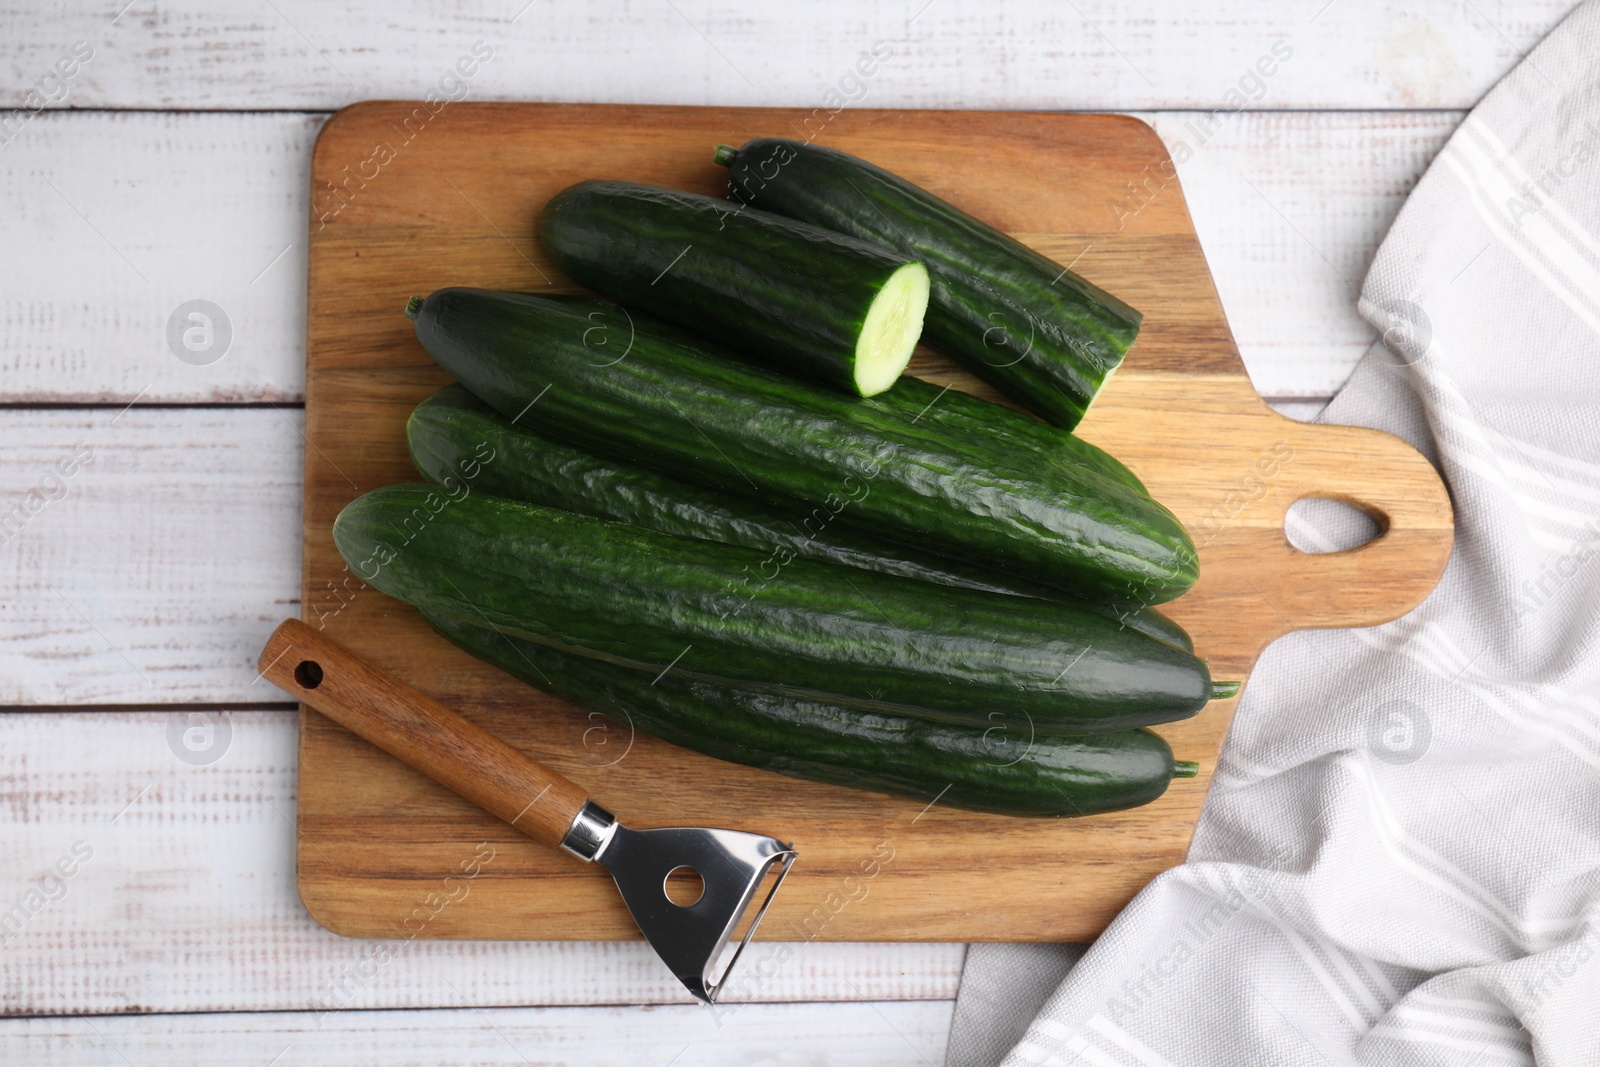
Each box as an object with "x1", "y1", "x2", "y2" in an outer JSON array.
[{"x1": 258, "y1": 619, "x2": 590, "y2": 849}]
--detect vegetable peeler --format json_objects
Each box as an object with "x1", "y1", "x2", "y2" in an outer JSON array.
[{"x1": 259, "y1": 619, "x2": 797, "y2": 1003}]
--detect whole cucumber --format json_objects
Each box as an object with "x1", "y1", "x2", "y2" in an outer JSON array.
[
  {"x1": 874, "y1": 374, "x2": 1146, "y2": 494},
  {"x1": 408, "y1": 383, "x2": 1192, "y2": 651},
  {"x1": 333, "y1": 485, "x2": 1220, "y2": 733},
  {"x1": 425, "y1": 611, "x2": 1200, "y2": 818},
  {"x1": 405, "y1": 289, "x2": 1197, "y2": 604}
]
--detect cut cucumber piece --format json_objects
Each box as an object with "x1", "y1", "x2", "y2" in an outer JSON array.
[
  {"x1": 854, "y1": 261, "x2": 930, "y2": 395},
  {"x1": 538, "y1": 180, "x2": 929, "y2": 398}
]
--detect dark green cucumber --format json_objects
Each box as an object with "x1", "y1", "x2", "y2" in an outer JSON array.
[
  {"x1": 714, "y1": 138, "x2": 1141, "y2": 430},
  {"x1": 408, "y1": 383, "x2": 1191, "y2": 651},
  {"x1": 334, "y1": 485, "x2": 1216, "y2": 733},
  {"x1": 875, "y1": 374, "x2": 1146, "y2": 494},
  {"x1": 538, "y1": 180, "x2": 929, "y2": 397},
  {"x1": 406, "y1": 289, "x2": 1197, "y2": 604},
  {"x1": 424, "y1": 611, "x2": 1199, "y2": 818}
]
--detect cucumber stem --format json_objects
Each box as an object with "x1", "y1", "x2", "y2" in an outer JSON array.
[
  {"x1": 1172, "y1": 760, "x2": 1200, "y2": 779},
  {"x1": 404, "y1": 295, "x2": 423, "y2": 320},
  {"x1": 1211, "y1": 680, "x2": 1242, "y2": 700},
  {"x1": 712, "y1": 143, "x2": 737, "y2": 167}
]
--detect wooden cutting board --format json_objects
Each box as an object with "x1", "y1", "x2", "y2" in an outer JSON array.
[{"x1": 297, "y1": 103, "x2": 1453, "y2": 943}]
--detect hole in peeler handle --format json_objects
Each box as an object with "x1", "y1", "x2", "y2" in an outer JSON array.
[
  {"x1": 1285, "y1": 495, "x2": 1386, "y2": 555},
  {"x1": 664, "y1": 865, "x2": 706, "y2": 908},
  {"x1": 294, "y1": 660, "x2": 325, "y2": 690}
]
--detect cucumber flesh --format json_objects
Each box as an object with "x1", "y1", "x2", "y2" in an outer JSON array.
[{"x1": 855, "y1": 261, "x2": 930, "y2": 395}]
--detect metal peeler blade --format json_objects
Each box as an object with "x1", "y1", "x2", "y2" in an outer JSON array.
[{"x1": 564, "y1": 801, "x2": 797, "y2": 1002}]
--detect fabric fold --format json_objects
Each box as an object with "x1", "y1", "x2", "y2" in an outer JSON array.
[{"x1": 948, "y1": 3, "x2": 1600, "y2": 1063}]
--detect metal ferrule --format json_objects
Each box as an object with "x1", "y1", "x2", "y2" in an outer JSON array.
[{"x1": 559, "y1": 799, "x2": 618, "y2": 862}]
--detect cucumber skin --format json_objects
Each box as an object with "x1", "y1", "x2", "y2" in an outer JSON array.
[
  {"x1": 718, "y1": 138, "x2": 1141, "y2": 430},
  {"x1": 408, "y1": 384, "x2": 1192, "y2": 652},
  {"x1": 877, "y1": 375, "x2": 1147, "y2": 494},
  {"x1": 423, "y1": 611, "x2": 1185, "y2": 818},
  {"x1": 407, "y1": 289, "x2": 1197, "y2": 605},
  {"x1": 333, "y1": 485, "x2": 1214, "y2": 733},
  {"x1": 538, "y1": 180, "x2": 922, "y2": 396}
]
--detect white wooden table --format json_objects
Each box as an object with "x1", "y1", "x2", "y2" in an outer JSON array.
[{"x1": 0, "y1": 2, "x2": 1572, "y2": 1061}]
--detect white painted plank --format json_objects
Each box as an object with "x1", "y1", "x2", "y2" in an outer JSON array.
[
  {"x1": 0, "y1": 407, "x2": 302, "y2": 705},
  {"x1": 0, "y1": 1001, "x2": 954, "y2": 1066},
  {"x1": 1147, "y1": 110, "x2": 1458, "y2": 398},
  {"x1": 1, "y1": 0, "x2": 1573, "y2": 111},
  {"x1": 0, "y1": 710, "x2": 965, "y2": 1015},
  {"x1": 3, "y1": 110, "x2": 1451, "y2": 404},
  {"x1": 0, "y1": 112, "x2": 321, "y2": 403}
]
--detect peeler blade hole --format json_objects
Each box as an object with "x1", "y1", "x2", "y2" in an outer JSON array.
[
  {"x1": 663, "y1": 865, "x2": 705, "y2": 908},
  {"x1": 293, "y1": 660, "x2": 325, "y2": 690}
]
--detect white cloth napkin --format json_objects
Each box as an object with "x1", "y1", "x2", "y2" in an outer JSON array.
[{"x1": 946, "y1": 4, "x2": 1600, "y2": 1064}]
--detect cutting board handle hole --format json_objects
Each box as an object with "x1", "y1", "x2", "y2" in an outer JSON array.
[
  {"x1": 1285, "y1": 495, "x2": 1386, "y2": 555},
  {"x1": 294, "y1": 660, "x2": 325, "y2": 690}
]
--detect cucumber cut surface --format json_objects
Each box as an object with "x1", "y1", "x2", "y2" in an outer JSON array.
[{"x1": 854, "y1": 261, "x2": 930, "y2": 395}]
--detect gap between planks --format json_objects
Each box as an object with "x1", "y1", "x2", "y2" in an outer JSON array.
[{"x1": 0, "y1": 999, "x2": 957, "y2": 1066}]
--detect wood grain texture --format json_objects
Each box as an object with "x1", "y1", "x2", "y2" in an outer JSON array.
[
  {"x1": 1, "y1": 0, "x2": 1572, "y2": 110},
  {"x1": 0, "y1": 711, "x2": 963, "y2": 1016},
  {"x1": 261, "y1": 621, "x2": 590, "y2": 847},
  {"x1": 295, "y1": 103, "x2": 1454, "y2": 944},
  {"x1": 0, "y1": 109, "x2": 1453, "y2": 404},
  {"x1": 0, "y1": 1000, "x2": 953, "y2": 1066}
]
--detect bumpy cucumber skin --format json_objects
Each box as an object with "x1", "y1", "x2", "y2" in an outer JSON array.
[
  {"x1": 876, "y1": 375, "x2": 1147, "y2": 494},
  {"x1": 408, "y1": 289, "x2": 1197, "y2": 604},
  {"x1": 717, "y1": 138, "x2": 1141, "y2": 429},
  {"x1": 333, "y1": 485, "x2": 1213, "y2": 733},
  {"x1": 538, "y1": 180, "x2": 923, "y2": 396},
  {"x1": 424, "y1": 611, "x2": 1186, "y2": 817},
  {"x1": 408, "y1": 384, "x2": 1192, "y2": 651}
]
